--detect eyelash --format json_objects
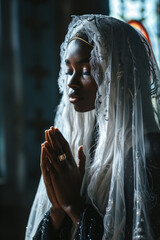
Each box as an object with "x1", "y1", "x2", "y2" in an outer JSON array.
[
  {"x1": 82, "y1": 72, "x2": 91, "y2": 76},
  {"x1": 65, "y1": 71, "x2": 90, "y2": 76},
  {"x1": 65, "y1": 71, "x2": 73, "y2": 76}
]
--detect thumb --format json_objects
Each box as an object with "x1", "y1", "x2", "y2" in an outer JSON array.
[{"x1": 77, "y1": 145, "x2": 86, "y2": 177}]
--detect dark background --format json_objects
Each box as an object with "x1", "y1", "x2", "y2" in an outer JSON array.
[{"x1": 0, "y1": 0, "x2": 109, "y2": 239}]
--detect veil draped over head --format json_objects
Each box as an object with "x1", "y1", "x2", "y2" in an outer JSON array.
[{"x1": 26, "y1": 15, "x2": 160, "y2": 239}]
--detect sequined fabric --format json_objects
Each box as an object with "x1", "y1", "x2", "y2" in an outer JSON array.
[
  {"x1": 33, "y1": 211, "x2": 54, "y2": 240},
  {"x1": 74, "y1": 205, "x2": 103, "y2": 240},
  {"x1": 33, "y1": 205, "x2": 103, "y2": 240}
]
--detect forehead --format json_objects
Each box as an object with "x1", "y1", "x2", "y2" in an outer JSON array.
[{"x1": 65, "y1": 39, "x2": 92, "y2": 61}]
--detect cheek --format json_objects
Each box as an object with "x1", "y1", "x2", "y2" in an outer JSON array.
[
  {"x1": 84, "y1": 82, "x2": 97, "y2": 104},
  {"x1": 83, "y1": 77, "x2": 97, "y2": 90},
  {"x1": 88, "y1": 81, "x2": 98, "y2": 97}
]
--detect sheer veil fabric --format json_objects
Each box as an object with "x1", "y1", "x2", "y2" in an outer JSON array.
[{"x1": 25, "y1": 15, "x2": 160, "y2": 239}]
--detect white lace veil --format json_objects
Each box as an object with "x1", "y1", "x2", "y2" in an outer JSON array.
[{"x1": 25, "y1": 15, "x2": 160, "y2": 239}]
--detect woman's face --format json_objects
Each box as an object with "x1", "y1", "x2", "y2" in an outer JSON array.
[{"x1": 65, "y1": 39, "x2": 98, "y2": 112}]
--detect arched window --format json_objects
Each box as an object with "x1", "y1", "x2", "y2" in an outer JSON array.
[{"x1": 110, "y1": 0, "x2": 160, "y2": 67}]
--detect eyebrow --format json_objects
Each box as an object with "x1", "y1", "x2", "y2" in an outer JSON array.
[{"x1": 65, "y1": 58, "x2": 90, "y2": 65}]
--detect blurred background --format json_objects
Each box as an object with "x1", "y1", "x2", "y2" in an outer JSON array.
[{"x1": 0, "y1": 0, "x2": 160, "y2": 239}]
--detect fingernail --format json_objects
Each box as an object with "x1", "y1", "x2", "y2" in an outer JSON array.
[
  {"x1": 49, "y1": 131, "x2": 53, "y2": 136},
  {"x1": 55, "y1": 128, "x2": 60, "y2": 133}
]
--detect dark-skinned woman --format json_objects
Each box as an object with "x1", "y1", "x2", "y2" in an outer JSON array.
[{"x1": 25, "y1": 15, "x2": 160, "y2": 240}]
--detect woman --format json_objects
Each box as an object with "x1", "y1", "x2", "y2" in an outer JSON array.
[{"x1": 25, "y1": 15, "x2": 160, "y2": 240}]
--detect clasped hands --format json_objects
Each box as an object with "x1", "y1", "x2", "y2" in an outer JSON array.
[{"x1": 41, "y1": 127, "x2": 86, "y2": 229}]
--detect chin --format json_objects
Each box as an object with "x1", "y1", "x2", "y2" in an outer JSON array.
[{"x1": 74, "y1": 105, "x2": 95, "y2": 113}]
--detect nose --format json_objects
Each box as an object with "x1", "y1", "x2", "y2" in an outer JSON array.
[{"x1": 67, "y1": 73, "x2": 80, "y2": 90}]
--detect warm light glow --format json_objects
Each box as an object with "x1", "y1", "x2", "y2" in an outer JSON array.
[{"x1": 128, "y1": 20, "x2": 151, "y2": 45}]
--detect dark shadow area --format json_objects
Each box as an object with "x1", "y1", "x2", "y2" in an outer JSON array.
[{"x1": 0, "y1": 0, "x2": 109, "y2": 239}]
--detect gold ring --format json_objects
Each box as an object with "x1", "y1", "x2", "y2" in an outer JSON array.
[{"x1": 58, "y1": 153, "x2": 67, "y2": 161}]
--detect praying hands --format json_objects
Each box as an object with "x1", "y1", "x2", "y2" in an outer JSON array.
[{"x1": 41, "y1": 127, "x2": 86, "y2": 229}]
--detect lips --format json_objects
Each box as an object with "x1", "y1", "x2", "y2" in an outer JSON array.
[
  {"x1": 69, "y1": 95, "x2": 82, "y2": 103},
  {"x1": 68, "y1": 92, "x2": 82, "y2": 103}
]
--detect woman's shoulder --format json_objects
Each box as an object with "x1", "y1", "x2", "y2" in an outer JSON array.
[{"x1": 144, "y1": 132, "x2": 160, "y2": 167}]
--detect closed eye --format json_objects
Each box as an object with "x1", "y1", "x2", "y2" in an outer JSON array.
[
  {"x1": 65, "y1": 71, "x2": 73, "y2": 76},
  {"x1": 82, "y1": 72, "x2": 90, "y2": 76}
]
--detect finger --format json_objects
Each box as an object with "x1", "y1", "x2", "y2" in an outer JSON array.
[
  {"x1": 41, "y1": 145, "x2": 60, "y2": 178},
  {"x1": 42, "y1": 141, "x2": 54, "y2": 161},
  {"x1": 41, "y1": 148, "x2": 60, "y2": 208},
  {"x1": 45, "y1": 129, "x2": 48, "y2": 142},
  {"x1": 77, "y1": 145, "x2": 86, "y2": 177},
  {"x1": 48, "y1": 128, "x2": 64, "y2": 156},
  {"x1": 42, "y1": 142, "x2": 51, "y2": 164},
  {"x1": 43, "y1": 160, "x2": 60, "y2": 208},
  {"x1": 41, "y1": 148, "x2": 54, "y2": 190},
  {"x1": 41, "y1": 147, "x2": 56, "y2": 181},
  {"x1": 54, "y1": 128, "x2": 74, "y2": 164},
  {"x1": 43, "y1": 142, "x2": 67, "y2": 174},
  {"x1": 45, "y1": 130, "x2": 53, "y2": 148},
  {"x1": 48, "y1": 128, "x2": 70, "y2": 167},
  {"x1": 41, "y1": 146, "x2": 49, "y2": 174},
  {"x1": 45, "y1": 158, "x2": 60, "y2": 199}
]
